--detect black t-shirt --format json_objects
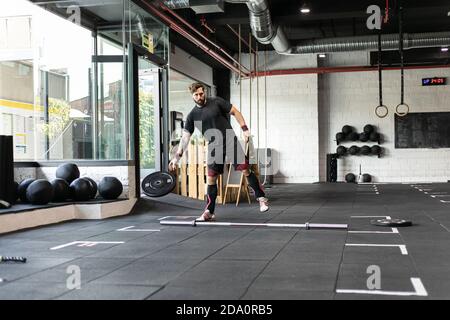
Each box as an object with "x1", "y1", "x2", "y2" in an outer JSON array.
[{"x1": 184, "y1": 97, "x2": 235, "y2": 146}]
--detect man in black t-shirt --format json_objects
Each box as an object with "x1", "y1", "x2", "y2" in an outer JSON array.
[{"x1": 169, "y1": 82, "x2": 269, "y2": 221}]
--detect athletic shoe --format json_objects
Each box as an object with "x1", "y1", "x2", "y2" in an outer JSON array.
[
  {"x1": 257, "y1": 197, "x2": 269, "y2": 212},
  {"x1": 196, "y1": 210, "x2": 216, "y2": 221}
]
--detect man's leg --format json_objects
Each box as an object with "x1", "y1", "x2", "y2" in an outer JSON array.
[{"x1": 197, "y1": 165, "x2": 222, "y2": 221}]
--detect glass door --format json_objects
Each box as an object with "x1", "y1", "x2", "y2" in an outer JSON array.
[
  {"x1": 137, "y1": 56, "x2": 160, "y2": 178},
  {"x1": 128, "y1": 44, "x2": 165, "y2": 198}
]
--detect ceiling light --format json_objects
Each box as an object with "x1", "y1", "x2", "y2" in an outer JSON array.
[
  {"x1": 441, "y1": 47, "x2": 449, "y2": 52},
  {"x1": 318, "y1": 54, "x2": 326, "y2": 58},
  {"x1": 300, "y1": 2, "x2": 310, "y2": 14}
]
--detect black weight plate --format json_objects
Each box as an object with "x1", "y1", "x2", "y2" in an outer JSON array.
[
  {"x1": 370, "y1": 218, "x2": 412, "y2": 227},
  {"x1": 142, "y1": 171, "x2": 176, "y2": 197}
]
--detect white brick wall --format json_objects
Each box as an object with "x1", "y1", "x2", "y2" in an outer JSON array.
[
  {"x1": 320, "y1": 59, "x2": 450, "y2": 183},
  {"x1": 230, "y1": 53, "x2": 319, "y2": 183}
]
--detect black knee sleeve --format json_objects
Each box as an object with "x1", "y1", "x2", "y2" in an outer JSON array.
[
  {"x1": 246, "y1": 172, "x2": 265, "y2": 198},
  {"x1": 206, "y1": 184, "x2": 218, "y2": 213}
]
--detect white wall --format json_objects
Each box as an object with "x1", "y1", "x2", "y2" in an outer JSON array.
[
  {"x1": 231, "y1": 52, "x2": 319, "y2": 183},
  {"x1": 320, "y1": 53, "x2": 450, "y2": 182}
]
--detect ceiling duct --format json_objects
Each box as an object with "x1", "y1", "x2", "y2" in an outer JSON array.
[
  {"x1": 163, "y1": 0, "x2": 225, "y2": 13},
  {"x1": 224, "y1": 0, "x2": 450, "y2": 54}
]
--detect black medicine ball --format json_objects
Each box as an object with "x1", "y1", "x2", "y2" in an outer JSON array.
[
  {"x1": 51, "y1": 178, "x2": 70, "y2": 202},
  {"x1": 359, "y1": 132, "x2": 369, "y2": 142},
  {"x1": 26, "y1": 180, "x2": 54, "y2": 205},
  {"x1": 56, "y1": 163, "x2": 80, "y2": 184},
  {"x1": 342, "y1": 125, "x2": 353, "y2": 135},
  {"x1": 70, "y1": 178, "x2": 92, "y2": 201},
  {"x1": 18, "y1": 178, "x2": 36, "y2": 203},
  {"x1": 371, "y1": 145, "x2": 382, "y2": 155},
  {"x1": 347, "y1": 132, "x2": 359, "y2": 141},
  {"x1": 98, "y1": 177, "x2": 123, "y2": 200},
  {"x1": 348, "y1": 145, "x2": 360, "y2": 155},
  {"x1": 369, "y1": 132, "x2": 380, "y2": 142},
  {"x1": 360, "y1": 145, "x2": 371, "y2": 155},
  {"x1": 83, "y1": 177, "x2": 98, "y2": 199},
  {"x1": 345, "y1": 173, "x2": 356, "y2": 183},
  {"x1": 336, "y1": 146, "x2": 347, "y2": 156},
  {"x1": 363, "y1": 124, "x2": 375, "y2": 134},
  {"x1": 362, "y1": 174, "x2": 372, "y2": 183},
  {"x1": 336, "y1": 132, "x2": 345, "y2": 143}
]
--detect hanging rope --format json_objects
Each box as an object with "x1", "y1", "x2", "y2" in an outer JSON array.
[
  {"x1": 396, "y1": 1, "x2": 409, "y2": 117},
  {"x1": 375, "y1": 32, "x2": 388, "y2": 118}
]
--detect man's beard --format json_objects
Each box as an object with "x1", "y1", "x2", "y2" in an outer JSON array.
[{"x1": 195, "y1": 98, "x2": 205, "y2": 107}]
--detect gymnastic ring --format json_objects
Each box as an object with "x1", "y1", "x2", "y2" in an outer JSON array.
[
  {"x1": 395, "y1": 103, "x2": 409, "y2": 117},
  {"x1": 375, "y1": 105, "x2": 389, "y2": 118}
]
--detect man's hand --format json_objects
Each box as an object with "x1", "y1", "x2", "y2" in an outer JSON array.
[
  {"x1": 243, "y1": 129, "x2": 251, "y2": 143},
  {"x1": 242, "y1": 125, "x2": 251, "y2": 143},
  {"x1": 169, "y1": 153, "x2": 181, "y2": 172}
]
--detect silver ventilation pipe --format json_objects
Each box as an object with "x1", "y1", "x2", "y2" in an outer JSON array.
[
  {"x1": 289, "y1": 32, "x2": 450, "y2": 54},
  {"x1": 163, "y1": 0, "x2": 190, "y2": 9},
  {"x1": 225, "y1": 0, "x2": 290, "y2": 53},
  {"x1": 225, "y1": 0, "x2": 450, "y2": 54}
]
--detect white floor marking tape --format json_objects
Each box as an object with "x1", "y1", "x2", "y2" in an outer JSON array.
[
  {"x1": 424, "y1": 192, "x2": 448, "y2": 195},
  {"x1": 50, "y1": 241, "x2": 125, "y2": 250},
  {"x1": 116, "y1": 226, "x2": 160, "y2": 232},
  {"x1": 348, "y1": 228, "x2": 399, "y2": 234},
  {"x1": 430, "y1": 195, "x2": 450, "y2": 198},
  {"x1": 440, "y1": 200, "x2": 450, "y2": 203},
  {"x1": 336, "y1": 278, "x2": 428, "y2": 296},
  {"x1": 345, "y1": 243, "x2": 408, "y2": 255}
]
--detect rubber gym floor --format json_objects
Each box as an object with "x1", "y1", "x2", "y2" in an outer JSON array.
[{"x1": 0, "y1": 183, "x2": 449, "y2": 300}]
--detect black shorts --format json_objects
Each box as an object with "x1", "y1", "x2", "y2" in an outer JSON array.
[{"x1": 207, "y1": 140, "x2": 249, "y2": 176}]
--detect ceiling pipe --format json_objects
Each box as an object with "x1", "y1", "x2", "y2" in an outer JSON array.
[
  {"x1": 225, "y1": 0, "x2": 450, "y2": 54},
  {"x1": 158, "y1": 1, "x2": 251, "y2": 74},
  {"x1": 289, "y1": 32, "x2": 450, "y2": 54},
  {"x1": 251, "y1": 64, "x2": 450, "y2": 77},
  {"x1": 163, "y1": 0, "x2": 190, "y2": 9},
  {"x1": 141, "y1": 1, "x2": 249, "y2": 76}
]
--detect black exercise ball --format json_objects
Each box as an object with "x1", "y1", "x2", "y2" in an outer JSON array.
[
  {"x1": 70, "y1": 178, "x2": 92, "y2": 201},
  {"x1": 364, "y1": 124, "x2": 375, "y2": 134},
  {"x1": 26, "y1": 180, "x2": 54, "y2": 205},
  {"x1": 369, "y1": 132, "x2": 380, "y2": 142},
  {"x1": 98, "y1": 177, "x2": 123, "y2": 200},
  {"x1": 359, "y1": 132, "x2": 369, "y2": 142},
  {"x1": 348, "y1": 145, "x2": 360, "y2": 155},
  {"x1": 336, "y1": 146, "x2": 347, "y2": 156},
  {"x1": 371, "y1": 145, "x2": 382, "y2": 155},
  {"x1": 362, "y1": 174, "x2": 372, "y2": 183},
  {"x1": 345, "y1": 173, "x2": 356, "y2": 183},
  {"x1": 18, "y1": 178, "x2": 36, "y2": 203},
  {"x1": 56, "y1": 163, "x2": 80, "y2": 184},
  {"x1": 51, "y1": 178, "x2": 70, "y2": 202},
  {"x1": 83, "y1": 177, "x2": 98, "y2": 199},
  {"x1": 336, "y1": 132, "x2": 345, "y2": 143},
  {"x1": 347, "y1": 132, "x2": 359, "y2": 141},
  {"x1": 342, "y1": 125, "x2": 353, "y2": 135},
  {"x1": 360, "y1": 145, "x2": 371, "y2": 155}
]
